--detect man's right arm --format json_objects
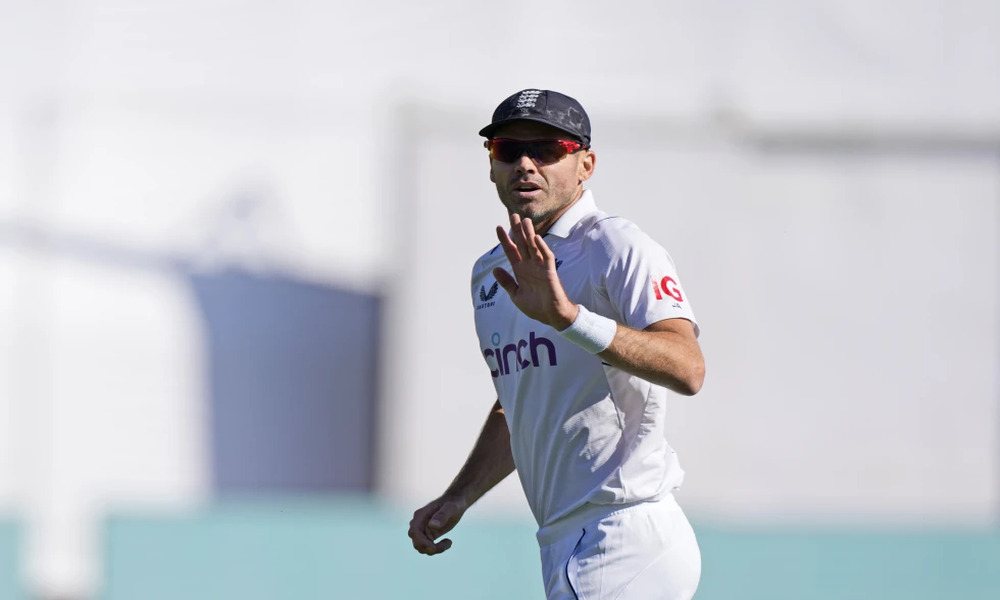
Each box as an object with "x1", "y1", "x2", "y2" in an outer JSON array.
[{"x1": 408, "y1": 399, "x2": 515, "y2": 556}]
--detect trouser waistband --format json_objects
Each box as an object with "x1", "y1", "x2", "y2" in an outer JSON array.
[{"x1": 535, "y1": 498, "x2": 662, "y2": 547}]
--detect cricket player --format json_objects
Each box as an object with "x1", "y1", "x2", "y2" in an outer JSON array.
[{"x1": 408, "y1": 89, "x2": 705, "y2": 600}]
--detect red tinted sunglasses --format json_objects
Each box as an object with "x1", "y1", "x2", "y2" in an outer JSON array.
[{"x1": 485, "y1": 138, "x2": 588, "y2": 164}]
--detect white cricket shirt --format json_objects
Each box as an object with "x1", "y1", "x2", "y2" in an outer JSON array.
[{"x1": 471, "y1": 190, "x2": 699, "y2": 538}]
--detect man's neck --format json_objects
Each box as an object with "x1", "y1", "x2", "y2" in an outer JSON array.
[{"x1": 530, "y1": 187, "x2": 584, "y2": 236}]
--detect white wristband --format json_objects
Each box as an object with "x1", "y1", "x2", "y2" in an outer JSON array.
[{"x1": 557, "y1": 305, "x2": 617, "y2": 354}]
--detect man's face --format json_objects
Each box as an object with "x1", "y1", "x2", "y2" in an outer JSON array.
[{"x1": 488, "y1": 121, "x2": 595, "y2": 234}]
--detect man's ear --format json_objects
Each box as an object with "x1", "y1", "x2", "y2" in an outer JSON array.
[{"x1": 578, "y1": 150, "x2": 596, "y2": 183}]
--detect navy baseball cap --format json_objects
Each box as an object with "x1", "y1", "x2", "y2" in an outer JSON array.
[{"x1": 479, "y1": 89, "x2": 591, "y2": 146}]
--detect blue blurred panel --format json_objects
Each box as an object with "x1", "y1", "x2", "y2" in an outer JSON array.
[
  {"x1": 100, "y1": 499, "x2": 542, "y2": 600},
  {"x1": 188, "y1": 270, "x2": 381, "y2": 494},
  {"x1": 696, "y1": 525, "x2": 1000, "y2": 600}
]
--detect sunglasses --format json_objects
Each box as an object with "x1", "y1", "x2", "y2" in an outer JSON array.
[{"x1": 485, "y1": 138, "x2": 588, "y2": 164}]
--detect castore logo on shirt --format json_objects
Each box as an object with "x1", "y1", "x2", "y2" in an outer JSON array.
[{"x1": 476, "y1": 281, "x2": 500, "y2": 310}]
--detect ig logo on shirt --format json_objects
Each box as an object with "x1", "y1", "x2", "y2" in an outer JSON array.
[{"x1": 651, "y1": 276, "x2": 683, "y2": 302}]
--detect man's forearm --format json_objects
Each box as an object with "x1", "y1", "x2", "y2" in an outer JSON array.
[
  {"x1": 598, "y1": 322, "x2": 705, "y2": 395},
  {"x1": 443, "y1": 399, "x2": 516, "y2": 507}
]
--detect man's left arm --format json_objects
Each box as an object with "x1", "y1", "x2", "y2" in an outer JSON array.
[
  {"x1": 493, "y1": 213, "x2": 704, "y2": 395},
  {"x1": 598, "y1": 317, "x2": 704, "y2": 395}
]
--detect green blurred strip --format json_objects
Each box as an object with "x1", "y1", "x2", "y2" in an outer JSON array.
[
  {"x1": 0, "y1": 520, "x2": 23, "y2": 600},
  {"x1": 100, "y1": 498, "x2": 542, "y2": 600},
  {"x1": 100, "y1": 500, "x2": 1000, "y2": 600},
  {"x1": 696, "y1": 525, "x2": 1000, "y2": 600}
]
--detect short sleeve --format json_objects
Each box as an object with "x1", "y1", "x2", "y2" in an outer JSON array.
[{"x1": 591, "y1": 219, "x2": 699, "y2": 336}]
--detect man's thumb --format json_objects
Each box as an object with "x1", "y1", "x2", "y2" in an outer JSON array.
[
  {"x1": 428, "y1": 506, "x2": 450, "y2": 530},
  {"x1": 493, "y1": 267, "x2": 517, "y2": 294}
]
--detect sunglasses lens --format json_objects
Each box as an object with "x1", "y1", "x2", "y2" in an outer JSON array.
[
  {"x1": 489, "y1": 140, "x2": 525, "y2": 162},
  {"x1": 489, "y1": 140, "x2": 575, "y2": 164},
  {"x1": 538, "y1": 142, "x2": 572, "y2": 163}
]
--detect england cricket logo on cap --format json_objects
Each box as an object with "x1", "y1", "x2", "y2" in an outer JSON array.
[{"x1": 516, "y1": 90, "x2": 541, "y2": 109}]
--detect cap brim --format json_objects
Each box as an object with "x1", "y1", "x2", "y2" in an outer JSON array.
[{"x1": 479, "y1": 116, "x2": 588, "y2": 145}]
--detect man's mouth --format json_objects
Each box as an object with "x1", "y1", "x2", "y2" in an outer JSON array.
[{"x1": 512, "y1": 182, "x2": 542, "y2": 197}]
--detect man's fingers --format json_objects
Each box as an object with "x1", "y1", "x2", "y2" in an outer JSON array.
[
  {"x1": 509, "y1": 213, "x2": 531, "y2": 259},
  {"x1": 499, "y1": 217, "x2": 546, "y2": 264},
  {"x1": 508, "y1": 212, "x2": 522, "y2": 230},
  {"x1": 408, "y1": 512, "x2": 432, "y2": 538},
  {"x1": 535, "y1": 234, "x2": 555, "y2": 266},
  {"x1": 414, "y1": 537, "x2": 453, "y2": 556},
  {"x1": 409, "y1": 520, "x2": 452, "y2": 556},
  {"x1": 408, "y1": 522, "x2": 437, "y2": 554},
  {"x1": 521, "y1": 218, "x2": 539, "y2": 259},
  {"x1": 496, "y1": 226, "x2": 521, "y2": 263},
  {"x1": 408, "y1": 498, "x2": 466, "y2": 556}
]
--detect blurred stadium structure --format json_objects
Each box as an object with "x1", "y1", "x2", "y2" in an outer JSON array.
[{"x1": 1, "y1": 1, "x2": 999, "y2": 599}]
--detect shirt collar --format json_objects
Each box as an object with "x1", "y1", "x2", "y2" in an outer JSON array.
[{"x1": 544, "y1": 189, "x2": 596, "y2": 239}]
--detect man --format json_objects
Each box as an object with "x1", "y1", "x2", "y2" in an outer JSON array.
[{"x1": 408, "y1": 89, "x2": 705, "y2": 600}]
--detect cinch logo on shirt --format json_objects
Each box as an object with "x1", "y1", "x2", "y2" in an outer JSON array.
[
  {"x1": 651, "y1": 275, "x2": 683, "y2": 302},
  {"x1": 483, "y1": 331, "x2": 558, "y2": 378}
]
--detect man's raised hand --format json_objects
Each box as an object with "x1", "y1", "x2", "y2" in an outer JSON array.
[{"x1": 493, "y1": 213, "x2": 578, "y2": 331}]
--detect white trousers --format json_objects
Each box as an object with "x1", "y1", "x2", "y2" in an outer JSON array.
[{"x1": 538, "y1": 496, "x2": 701, "y2": 600}]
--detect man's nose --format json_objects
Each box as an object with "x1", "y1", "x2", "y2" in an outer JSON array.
[{"x1": 513, "y1": 153, "x2": 537, "y2": 173}]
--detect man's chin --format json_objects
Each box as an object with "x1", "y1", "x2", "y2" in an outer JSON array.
[
  {"x1": 511, "y1": 206, "x2": 550, "y2": 223},
  {"x1": 505, "y1": 198, "x2": 546, "y2": 218}
]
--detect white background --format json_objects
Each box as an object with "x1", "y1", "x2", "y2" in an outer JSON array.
[{"x1": 0, "y1": 1, "x2": 998, "y2": 597}]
